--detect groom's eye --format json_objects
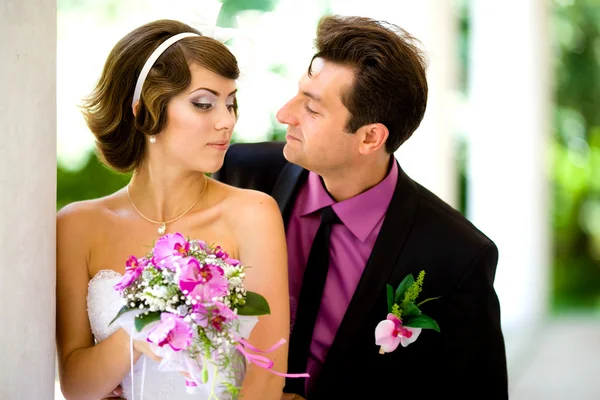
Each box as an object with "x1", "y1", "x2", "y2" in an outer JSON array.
[{"x1": 304, "y1": 104, "x2": 318, "y2": 116}]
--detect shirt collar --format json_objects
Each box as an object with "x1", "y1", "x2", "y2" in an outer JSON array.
[{"x1": 299, "y1": 159, "x2": 399, "y2": 242}]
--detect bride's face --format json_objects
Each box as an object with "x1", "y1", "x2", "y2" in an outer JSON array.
[{"x1": 156, "y1": 63, "x2": 237, "y2": 173}]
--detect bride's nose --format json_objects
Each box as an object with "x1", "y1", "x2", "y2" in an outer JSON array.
[{"x1": 214, "y1": 104, "x2": 236, "y2": 131}]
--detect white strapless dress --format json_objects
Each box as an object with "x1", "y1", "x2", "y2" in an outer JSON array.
[{"x1": 87, "y1": 270, "x2": 226, "y2": 399}]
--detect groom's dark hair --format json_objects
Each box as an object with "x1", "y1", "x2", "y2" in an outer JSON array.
[{"x1": 310, "y1": 15, "x2": 428, "y2": 153}]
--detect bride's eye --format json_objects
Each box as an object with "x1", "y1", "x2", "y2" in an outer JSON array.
[{"x1": 192, "y1": 102, "x2": 213, "y2": 110}]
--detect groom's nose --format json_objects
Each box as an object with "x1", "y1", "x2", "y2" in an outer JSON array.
[{"x1": 276, "y1": 97, "x2": 300, "y2": 127}]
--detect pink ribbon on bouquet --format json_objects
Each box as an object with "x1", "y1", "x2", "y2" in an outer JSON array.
[{"x1": 235, "y1": 338, "x2": 310, "y2": 378}]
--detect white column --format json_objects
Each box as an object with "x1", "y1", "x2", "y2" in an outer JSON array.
[
  {"x1": 0, "y1": 1, "x2": 57, "y2": 399},
  {"x1": 329, "y1": 0, "x2": 459, "y2": 207},
  {"x1": 467, "y1": 0, "x2": 551, "y2": 368}
]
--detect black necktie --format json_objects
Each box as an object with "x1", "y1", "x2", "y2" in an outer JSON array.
[{"x1": 285, "y1": 205, "x2": 341, "y2": 396}]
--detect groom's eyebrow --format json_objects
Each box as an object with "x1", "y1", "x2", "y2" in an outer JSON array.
[
  {"x1": 189, "y1": 87, "x2": 238, "y2": 97},
  {"x1": 302, "y1": 91, "x2": 322, "y2": 104}
]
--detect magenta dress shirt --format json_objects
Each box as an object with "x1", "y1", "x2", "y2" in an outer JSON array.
[{"x1": 285, "y1": 160, "x2": 398, "y2": 389}]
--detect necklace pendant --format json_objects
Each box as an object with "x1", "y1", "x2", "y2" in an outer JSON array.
[{"x1": 157, "y1": 223, "x2": 166, "y2": 235}]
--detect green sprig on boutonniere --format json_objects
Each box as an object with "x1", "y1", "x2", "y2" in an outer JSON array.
[{"x1": 375, "y1": 270, "x2": 441, "y2": 354}]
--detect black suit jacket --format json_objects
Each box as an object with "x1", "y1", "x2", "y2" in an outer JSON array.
[{"x1": 214, "y1": 142, "x2": 508, "y2": 399}]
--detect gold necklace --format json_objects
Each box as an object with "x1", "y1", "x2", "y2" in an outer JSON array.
[{"x1": 126, "y1": 177, "x2": 208, "y2": 235}]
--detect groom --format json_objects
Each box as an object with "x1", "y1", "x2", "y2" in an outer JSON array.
[{"x1": 215, "y1": 15, "x2": 508, "y2": 399}]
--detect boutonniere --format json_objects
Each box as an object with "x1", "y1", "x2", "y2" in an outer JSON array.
[{"x1": 375, "y1": 270, "x2": 440, "y2": 354}]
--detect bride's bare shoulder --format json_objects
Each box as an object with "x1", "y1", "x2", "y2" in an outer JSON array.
[
  {"x1": 211, "y1": 179, "x2": 282, "y2": 227},
  {"x1": 57, "y1": 192, "x2": 123, "y2": 235}
]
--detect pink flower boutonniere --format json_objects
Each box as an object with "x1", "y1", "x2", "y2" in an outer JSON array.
[{"x1": 375, "y1": 270, "x2": 440, "y2": 354}]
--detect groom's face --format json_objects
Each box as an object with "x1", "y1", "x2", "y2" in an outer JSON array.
[{"x1": 276, "y1": 59, "x2": 363, "y2": 174}]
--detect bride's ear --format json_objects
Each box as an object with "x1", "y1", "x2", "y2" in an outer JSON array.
[{"x1": 132, "y1": 100, "x2": 140, "y2": 117}]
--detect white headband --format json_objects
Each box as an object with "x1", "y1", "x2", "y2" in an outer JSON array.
[{"x1": 131, "y1": 32, "x2": 200, "y2": 108}]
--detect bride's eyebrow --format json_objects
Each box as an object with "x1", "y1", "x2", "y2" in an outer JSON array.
[{"x1": 189, "y1": 87, "x2": 238, "y2": 97}]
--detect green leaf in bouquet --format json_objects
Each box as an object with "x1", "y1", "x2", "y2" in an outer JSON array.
[
  {"x1": 223, "y1": 382, "x2": 240, "y2": 397},
  {"x1": 237, "y1": 291, "x2": 271, "y2": 316},
  {"x1": 108, "y1": 306, "x2": 135, "y2": 327},
  {"x1": 134, "y1": 311, "x2": 161, "y2": 332},
  {"x1": 403, "y1": 314, "x2": 440, "y2": 333},
  {"x1": 401, "y1": 303, "x2": 422, "y2": 319},
  {"x1": 386, "y1": 284, "x2": 394, "y2": 313},
  {"x1": 394, "y1": 273, "x2": 415, "y2": 303}
]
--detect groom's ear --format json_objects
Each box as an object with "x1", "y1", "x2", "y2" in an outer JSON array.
[{"x1": 357, "y1": 123, "x2": 389, "y2": 155}]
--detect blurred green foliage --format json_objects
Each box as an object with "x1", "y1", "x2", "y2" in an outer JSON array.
[{"x1": 550, "y1": 0, "x2": 600, "y2": 311}]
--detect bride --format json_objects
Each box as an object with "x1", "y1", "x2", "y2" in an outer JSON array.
[{"x1": 56, "y1": 19, "x2": 289, "y2": 399}]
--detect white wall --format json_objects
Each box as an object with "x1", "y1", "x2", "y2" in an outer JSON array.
[
  {"x1": 0, "y1": 1, "x2": 57, "y2": 398},
  {"x1": 467, "y1": 0, "x2": 551, "y2": 370}
]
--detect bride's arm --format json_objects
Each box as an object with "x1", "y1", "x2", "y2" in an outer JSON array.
[
  {"x1": 56, "y1": 203, "x2": 142, "y2": 400},
  {"x1": 234, "y1": 191, "x2": 290, "y2": 400}
]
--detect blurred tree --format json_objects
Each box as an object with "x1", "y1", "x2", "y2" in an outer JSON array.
[
  {"x1": 217, "y1": 0, "x2": 278, "y2": 27},
  {"x1": 57, "y1": 155, "x2": 130, "y2": 210},
  {"x1": 551, "y1": 0, "x2": 600, "y2": 311}
]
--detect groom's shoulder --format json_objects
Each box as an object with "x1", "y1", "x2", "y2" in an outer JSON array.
[
  {"x1": 410, "y1": 181, "x2": 494, "y2": 252},
  {"x1": 214, "y1": 141, "x2": 288, "y2": 192},
  {"x1": 223, "y1": 141, "x2": 286, "y2": 170}
]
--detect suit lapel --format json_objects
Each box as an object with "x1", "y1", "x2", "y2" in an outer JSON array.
[
  {"x1": 310, "y1": 162, "x2": 420, "y2": 396},
  {"x1": 271, "y1": 162, "x2": 308, "y2": 227}
]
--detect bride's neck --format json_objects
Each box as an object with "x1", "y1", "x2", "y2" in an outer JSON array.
[{"x1": 127, "y1": 161, "x2": 207, "y2": 222}]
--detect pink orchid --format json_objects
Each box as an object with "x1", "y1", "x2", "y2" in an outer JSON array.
[
  {"x1": 147, "y1": 312, "x2": 193, "y2": 351},
  {"x1": 114, "y1": 256, "x2": 146, "y2": 292},
  {"x1": 208, "y1": 245, "x2": 240, "y2": 266},
  {"x1": 192, "y1": 239, "x2": 207, "y2": 250},
  {"x1": 375, "y1": 313, "x2": 421, "y2": 353},
  {"x1": 213, "y1": 246, "x2": 228, "y2": 259},
  {"x1": 225, "y1": 257, "x2": 241, "y2": 267},
  {"x1": 193, "y1": 301, "x2": 237, "y2": 331},
  {"x1": 179, "y1": 259, "x2": 228, "y2": 301},
  {"x1": 154, "y1": 233, "x2": 189, "y2": 260}
]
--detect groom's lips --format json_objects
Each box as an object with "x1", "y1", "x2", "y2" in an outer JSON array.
[{"x1": 286, "y1": 133, "x2": 301, "y2": 142}]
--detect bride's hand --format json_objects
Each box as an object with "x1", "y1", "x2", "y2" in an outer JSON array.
[
  {"x1": 131, "y1": 337, "x2": 191, "y2": 379},
  {"x1": 132, "y1": 338, "x2": 162, "y2": 363}
]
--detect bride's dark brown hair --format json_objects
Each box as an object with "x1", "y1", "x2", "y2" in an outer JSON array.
[{"x1": 81, "y1": 19, "x2": 239, "y2": 173}]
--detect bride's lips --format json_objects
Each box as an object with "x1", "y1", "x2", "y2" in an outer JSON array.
[{"x1": 207, "y1": 141, "x2": 229, "y2": 151}]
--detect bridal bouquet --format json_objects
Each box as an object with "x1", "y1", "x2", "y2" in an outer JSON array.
[{"x1": 109, "y1": 232, "x2": 293, "y2": 398}]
